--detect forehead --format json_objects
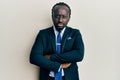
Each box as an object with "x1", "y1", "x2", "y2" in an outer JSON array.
[{"x1": 53, "y1": 5, "x2": 69, "y2": 14}]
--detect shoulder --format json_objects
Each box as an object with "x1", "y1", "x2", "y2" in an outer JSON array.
[
  {"x1": 66, "y1": 26, "x2": 83, "y2": 38},
  {"x1": 67, "y1": 26, "x2": 80, "y2": 33},
  {"x1": 35, "y1": 27, "x2": 53, "y2": 38},
  {"x1": 38, "y1": 26, "x2": 53, "y2": 34},
  {"x1": 39, "y1": 26, "x2": 52, "y2": 32}
]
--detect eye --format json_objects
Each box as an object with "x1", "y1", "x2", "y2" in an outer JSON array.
[
  {"x1": 54, "y1": 15, "x2": 68, "y2": 19},
  {"x1": 62, "y1": 16, "x2": 68, "y2": 19},
  {"x1": 54, "y1": 15, "x2": 60, "y2": 18}
]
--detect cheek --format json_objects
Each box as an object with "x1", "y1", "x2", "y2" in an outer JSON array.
[
  {"x1": 64, "y1": 19, "x2": 69, "y2": 24},
  {"x1": 53, "y1": 19, "x2": 57, "y2": 24},
  {"x1": 54, "y1": 19, "x2": 59, "y2": 22}
]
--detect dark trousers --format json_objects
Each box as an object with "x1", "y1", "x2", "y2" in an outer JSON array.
[{"x1": 48, "y1": 76, "x2": 65, "y2": 80}]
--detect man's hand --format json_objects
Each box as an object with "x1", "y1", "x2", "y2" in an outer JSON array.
[
  {"x1": 61, "y1": 63, "x2": 71, "y2": 69},
  {"x1": 45, "y1": 55, "x2": 51, "y2": 60}
]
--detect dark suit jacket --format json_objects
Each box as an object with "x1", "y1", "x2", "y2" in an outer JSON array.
[{"x1": 30, "y1": 26, "x2": 84, "y2": 80}]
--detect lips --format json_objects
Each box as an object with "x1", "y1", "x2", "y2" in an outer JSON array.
[{"x1": 58, "y1": 23, "x2": 63, "y2": 27}]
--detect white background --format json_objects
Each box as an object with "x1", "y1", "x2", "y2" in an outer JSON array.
[{"x1": 0, "y1": 0, "x2": 120, "y2": 80}]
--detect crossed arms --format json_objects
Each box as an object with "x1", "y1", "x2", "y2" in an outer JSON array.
[{"x1": 30, "y1": 30, "x2": 84, "y2": 73}]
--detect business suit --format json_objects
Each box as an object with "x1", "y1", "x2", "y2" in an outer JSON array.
[{"x1": 30, "y1": 26, "x2": 84, "y2": 80}]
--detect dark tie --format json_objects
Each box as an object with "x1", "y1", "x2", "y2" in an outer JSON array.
[{"x1": 54, "y1": 32, "x2": 62, "y2": 80}]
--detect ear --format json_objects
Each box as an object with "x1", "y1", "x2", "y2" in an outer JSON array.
[
  {"x1": 69, "y1": 15, "x2": 71, "y2": 19},
  {"x1": 68, "y1": 15, "x2": 71, "y2": 21}
]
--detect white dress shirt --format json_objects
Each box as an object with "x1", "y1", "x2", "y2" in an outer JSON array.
[{"x1": 49, "y1": 26, "x2": 66, "y2": 77}]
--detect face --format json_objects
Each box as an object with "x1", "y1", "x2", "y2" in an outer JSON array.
[{"x1": 52, "y1": 6, "x2": 70, "y2": 31}]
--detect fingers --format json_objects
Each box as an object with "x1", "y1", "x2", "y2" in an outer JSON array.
[
  {"x1": 61, "y1": 63, "x2": 71, "y2": 69},
  {"x1": 45, "y1": 55, "x2": 51, "y2": 59}
]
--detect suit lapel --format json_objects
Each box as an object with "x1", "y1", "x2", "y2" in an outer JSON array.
[
  {"x1": 48, "y1": 27, "x2": 56, "y2": 53},
  {"x1": 61, "y1": 27, "x2": 70, "y2": 52}
]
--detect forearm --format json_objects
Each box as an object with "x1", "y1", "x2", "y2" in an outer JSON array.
[
  {"x1": 50, "y1": 49, "x2": 84, "y2": 63},
  {"x1": 45, "y1": 55, "x2": 71, "y2": 68},
  {"x1": 30, "y1": 53, "x2": 61, "y2": 73}
]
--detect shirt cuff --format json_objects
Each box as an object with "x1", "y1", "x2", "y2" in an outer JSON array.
[{"x1": 58, "y1": 65, "x2": 62, "y2": 72}]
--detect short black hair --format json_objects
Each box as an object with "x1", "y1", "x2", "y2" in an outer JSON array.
[{"x1": 52, "y1": 2, "x2": 71, "y2": 16}]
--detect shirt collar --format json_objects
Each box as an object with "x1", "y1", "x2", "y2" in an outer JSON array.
[{"x1": 53, "y1": 26, "x2": 66, "y2": 36}]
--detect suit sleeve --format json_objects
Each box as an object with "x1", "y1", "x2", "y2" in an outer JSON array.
[
  {"x1": 30, "y1": 31, "x2": 61, "y2": 73},
  {"x1": 50, "y1": 30, "x2": 84, "y2": 63}
]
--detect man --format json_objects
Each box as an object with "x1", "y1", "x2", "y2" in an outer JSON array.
[{"x1": 30, "y1": 2, "x2": 84, "y2": 80}]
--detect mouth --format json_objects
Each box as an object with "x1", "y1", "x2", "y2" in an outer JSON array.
[{"x1": 57, "y1": 23, "x2": 64, "y2": 27}]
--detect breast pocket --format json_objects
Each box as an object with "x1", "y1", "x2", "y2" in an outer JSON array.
[{"x1": 63, "y1": 38, "x2": 74, "y2": 52}]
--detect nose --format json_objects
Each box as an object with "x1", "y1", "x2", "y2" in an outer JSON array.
[{"x1": 58, "y1": 17, "x2": 63, "y2": 22}]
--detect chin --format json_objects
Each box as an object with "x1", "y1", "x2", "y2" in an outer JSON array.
[
  {"x1": 58, "y1": 26, "x2": 64, "y2": 28},
  {"x1": 55, "y1": 26, "x2": 64, "y2": 31}
]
